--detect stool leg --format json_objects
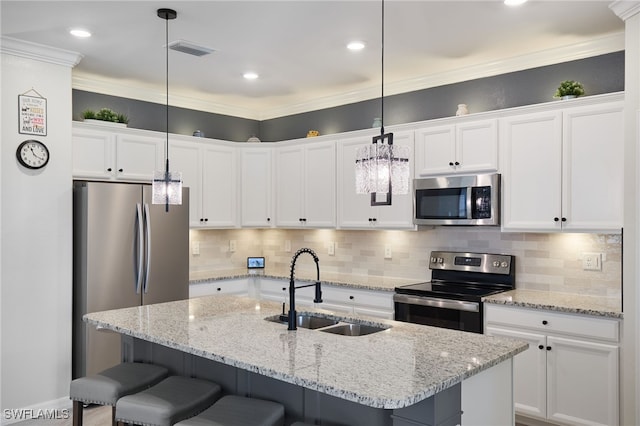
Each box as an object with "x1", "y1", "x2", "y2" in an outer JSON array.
[
  {"x1": 111, "y1": 406, "x2": 116, "y2": 426},
  {"x1": 72, "y1": 401, "x2": 83, "y2": 426}
]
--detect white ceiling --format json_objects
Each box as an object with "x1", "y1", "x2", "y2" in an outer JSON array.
[{"x1": 1, "y1": 1, "x2": 625, "y2": 120}]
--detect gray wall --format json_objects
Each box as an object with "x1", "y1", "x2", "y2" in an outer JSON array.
[{"x1": 72, "y1": 51, "x2": 624, "y2": 142}]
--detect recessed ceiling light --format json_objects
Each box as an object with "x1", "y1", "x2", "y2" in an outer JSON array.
[
  {"x1": 243, "y1": 72, "x2": 259, "y2": 80},
  {"x1": 70, "y1": 28, "x2": 92, "y2": 38},
  {"x1": 347, "y1": 41, "x2": 365, "y2": 51},
  {"x1": 504, "y1": 0, "x2": 527, "y2": 6}
]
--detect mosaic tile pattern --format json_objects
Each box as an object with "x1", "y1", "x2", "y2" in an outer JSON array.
[{"x1": 84, "y1": 295, "x2": 527, "y2": 409}]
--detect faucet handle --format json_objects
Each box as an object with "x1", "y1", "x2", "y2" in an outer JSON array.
[{"x1": 314, "y1": 281, "x2": 323, "y2": 303}]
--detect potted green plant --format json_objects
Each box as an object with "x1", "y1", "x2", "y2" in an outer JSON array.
[
  {"x1": 554, "y1": 80, "x2": 585, "y2": 99},
  {"x1": 82, "y1": 108, "x2": 129, "y2": 126}
]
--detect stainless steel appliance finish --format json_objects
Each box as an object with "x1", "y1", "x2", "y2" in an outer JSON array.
[
  {"x1": 72, "y1": 181, "x2": 189, "y2": 378},
  {"x1": 394, "y1": 251, "x2": 515, "y2": 334},
  {"x1": 413, "y1": 173, "x2": 500, "y2": 226}
]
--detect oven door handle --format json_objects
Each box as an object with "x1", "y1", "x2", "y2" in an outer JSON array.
[{"x1": 393, "y1": 294, "x2": 479, "y2": 313}]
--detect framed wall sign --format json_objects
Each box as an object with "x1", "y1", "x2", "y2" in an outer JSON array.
[{"x1": 19, "y1": 90, "x2": 47, "y2": 136}]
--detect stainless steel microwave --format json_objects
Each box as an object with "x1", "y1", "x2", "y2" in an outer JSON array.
[{"x1": 414, "y1": 173, "x2": 500, "y2": 226}]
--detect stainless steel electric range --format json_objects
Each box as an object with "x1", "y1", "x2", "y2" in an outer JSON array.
[{"x1": 394, "y1": 251, "x2": 515, "y2": 334}]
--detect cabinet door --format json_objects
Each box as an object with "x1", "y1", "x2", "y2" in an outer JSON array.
[
  {"x1": 501, "y1": 111, "x2": 563, "y2": 231},
  {"x1": 115, "y1": 134, "x2": 164, "y2": 181},
  {"x1": 202, "y1": 144, "x2": 238, "y2": 227},
  {"x1": 304, "y1": 141, "x2": 336, "y2": 228},
  {"x1": 562, "y1": 103, "x2": 624, "y2": 232},
  {"x1": 486, "y1": 326, "x2": 547, "y2": 420},
  {"x1": 374, "y1": 131, "x2": 416, "y2": 229},
  {"x1": 169, "y1": 141, "x2": 202, "y2": 227},
  {"x1": 546, "y1": 336, "x2": 619, "y2": 426},
  {"x1": 72, "y1": 127, "x2": 115, "y2": 179},
  {"x1": 241, "y1": 147, "x2": 273, "y2": 227},
  {"x1": 414, "y1": 125, "x2": 455, "y2": 176},
  {"x1": 275, "y1": 145, "x2": 304, "y2": 227},
  {"x1": 336, "y1": 134, "x2": 379, "y2": 228},
  {"x1": 456, "y1": 119, "x2": 498, "y2": 173}
]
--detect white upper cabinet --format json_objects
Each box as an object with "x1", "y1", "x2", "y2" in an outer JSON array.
[
  {"x1": 337, "y1": 130, "x2": 415, "y2": 229},
  {"x1": 501, "y1": 101, "x2": 623, "y2": 232},
  {"x1": 275, "y1": 140, "x2": 336, "y2": 228},
  {"x1": 73, "y1": 122, "x2": 164, "y2": 181},
  {"x1": 415, "y1": 119, "x2": 498, "y2": 176},
  {"x1": 241, "y1": 146, "x2": 274, "y2": 227},
  {"x1": 170, "y1": 137, "x2": 239, "y2": 228}
]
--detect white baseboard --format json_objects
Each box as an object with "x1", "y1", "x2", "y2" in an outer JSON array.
[{"x1": 1, "y1": 396, "x2": 72, "y2": 425}]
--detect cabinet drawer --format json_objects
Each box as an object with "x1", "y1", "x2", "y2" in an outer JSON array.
[
  {"x1": 323, "y1": 285, "x2": 394, "y2": 310},
  {"x1": 485, "y1": 305, "x2": 619, "y2": 342},
  {"x1": 189, "y1": 279, "x2": 249, "y2": 297}
]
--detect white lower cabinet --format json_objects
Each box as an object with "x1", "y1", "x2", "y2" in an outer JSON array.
[
  {"x1": 485, "y1": 304, "x2": 619, "y2": 426},
  {"x1": 189, "y1": 278, "x2": 250, "y2": 298}
]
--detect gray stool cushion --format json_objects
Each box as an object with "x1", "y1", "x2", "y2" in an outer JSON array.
[
  {"x1": 116, "y1": 376, "x2": 221, "y2": 426},
  {"x1": 174, "y1": 395, "x2": 284, "y2": 426},
  {"x1": 70, "y1": 362, "x2": 169, "y2": 406}
]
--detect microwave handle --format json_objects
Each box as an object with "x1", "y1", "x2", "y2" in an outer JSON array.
[{"x1": 466, "y1": 187, "x2": 473, "y2": 219}]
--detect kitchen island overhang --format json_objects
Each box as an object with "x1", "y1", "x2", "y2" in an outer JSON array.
[{"x1": 84, "y1": 295, "x2": 528, "y2": 424}]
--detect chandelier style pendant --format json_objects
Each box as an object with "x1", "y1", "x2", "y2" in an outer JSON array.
[
  {"x1": 152, "y1": 8, "x2": 183, "y2": 211},
  {"x1": 354, "y1": 0, "x2": 409, "y2": 206}
]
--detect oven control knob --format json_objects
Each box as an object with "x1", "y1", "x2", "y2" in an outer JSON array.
[
  {"x1": 430, "y1": 256, "x2": 437, "y2": 263},
  {"x1": 437, "y1": 257, "x2": 444, "y2": 264},
  {"x1": 501, "y1": 261, "x2": 508, "y2": 268},
  {"x1": 493, "y1": 261, "x2": 500, "y2": 267}
]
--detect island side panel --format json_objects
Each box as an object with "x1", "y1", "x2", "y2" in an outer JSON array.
[{"x1": 461, "y1": 359, "x2": 514, "y2": 425}]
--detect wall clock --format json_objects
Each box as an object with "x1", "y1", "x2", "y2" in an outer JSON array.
[{"x1": 16, "y1": 139, "x2": 50, "y2": 170}]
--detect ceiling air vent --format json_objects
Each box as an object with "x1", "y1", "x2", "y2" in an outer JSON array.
[{"x1": 168, "y1": 40, "x2": 215, "y2": 57}]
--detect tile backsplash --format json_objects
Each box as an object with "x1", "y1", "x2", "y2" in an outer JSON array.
[{"x1": 189, "y1": 228, "x2": 621, "y2": 297}]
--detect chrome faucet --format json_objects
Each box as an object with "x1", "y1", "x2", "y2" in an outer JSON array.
[{"x1": 288, "y1": 248, "x2": 322, "y2": 330}]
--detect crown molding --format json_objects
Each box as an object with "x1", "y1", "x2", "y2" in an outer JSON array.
[
  {"x1": 1, "y1": 36, "x2": 82, "y2": 68},
  {"x1": 610, "y1": 1, "x2": 640, "y2": 21},
  {"x1": 72, "y1": 32, "x2": 624, "y2": 121}
]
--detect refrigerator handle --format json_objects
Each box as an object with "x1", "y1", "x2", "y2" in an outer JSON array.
[
  {"x1": 143, "y1": 203, "x2": 152, "y2": 294},
  {"x1": 135, "y1": 203, "x2": 144, "y2": 294}
]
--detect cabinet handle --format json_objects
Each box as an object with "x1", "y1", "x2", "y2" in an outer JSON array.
[
  {"x1": 542, "y1": 320, "x2": 548, "y2": 325},
  {"x1": 282, "y1": 287, "x2": 286, "y2": 292},
  {"x1": 372, "y1": 218, "x2": 377, "y2": 222},
  {"x1": 267, "y1": 217, "x2": 271, "y2": 222},
  {"x1": 546, "y1": 346, "x2": 552, "y2": 351},
  {"x1": 216, "y1": 288, "x2": 221, "y2": 292},
  {"x1": 118, "y1": 168, "x2": 123, "y2": 172},
  {"x1": 204, "y1": 218, "x2": 208, "y2": 222},
  {"x1": 538, "y1": 345, "x2": 544, "y2": 350},
  {"x1": 349, "y1": 295, "x2": 354, "y2": 300},
  {"x1": 107, "y1": 167, "x2": 112, "y2": 172},
  {"x1": 553, "y1": 217, "x2": 560, "y2": 222},
  {"x1": 561, "y1": 217, "x2": 567, "y2": 222},
  {"x1": 368, "y1": 218, "x2": 373, "y2": 222},
  {"x1": 449, "y1": 162, "x2": 454, "y2": 166},
  {"x1": 454, "y1": 161, "x2": 460, "y2": 166}
]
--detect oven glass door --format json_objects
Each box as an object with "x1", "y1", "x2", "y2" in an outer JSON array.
[{"x1": 394, "y1": 294, "x2": 483, "y2": 334}]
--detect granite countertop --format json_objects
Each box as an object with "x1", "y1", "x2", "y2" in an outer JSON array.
[
  {"x1": 189, "y1": 268, "x2": 423, "y2": 292},
  {"x1": 483, "y1": 289, "x2": 623, "y2": 319},
  {"x1": 84, "y1": 295, "x2": 527, "y2": 409}
]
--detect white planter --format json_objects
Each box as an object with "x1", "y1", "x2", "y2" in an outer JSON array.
[{"x1": 83, "y1": 119, "x2": 127, "y2": 128}]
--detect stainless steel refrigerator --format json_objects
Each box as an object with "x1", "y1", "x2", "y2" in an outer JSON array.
[{"x1": 72, "y1": 180, "x2": 189, "y2": 378}]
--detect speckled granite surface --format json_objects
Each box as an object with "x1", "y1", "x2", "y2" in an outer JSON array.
[
  {"x1": 84, "y1": 295, "x2": 527, "y2": 409},
  {"x1": 189, "y1": 268, "x2": 422, "y2": 292},
  {"x1": 483, "y1": 289, "x2": 622, "y2": 319}
]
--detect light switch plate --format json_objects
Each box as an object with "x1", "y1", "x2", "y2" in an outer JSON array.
[
  {"x1": 384, "y1": 245, "x2": 392, "y2": 259},
  {"x1": 328, "y1": 242, "x2": 335, "y2": 256},
  {"x1": 229, "y1": 240, "x2": 237, "y2": 253},
  {"x1": 284, "y1": 240, "x2": 291, "y2": 252},
  {"x1": 192, "y1": 241, "x2": 200, "y2": 255}
]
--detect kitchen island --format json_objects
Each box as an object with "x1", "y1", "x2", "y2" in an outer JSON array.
[{"x1": 84, "y1": 295, "x2": 528, "y2": 425}]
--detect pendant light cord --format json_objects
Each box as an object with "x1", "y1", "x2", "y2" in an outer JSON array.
[
  {"x1": 380, "y1": 0, "x2": 385, "y2": 136},
  {"x1": 164, "y1": 13, "x2": 170, "y2": 174}
]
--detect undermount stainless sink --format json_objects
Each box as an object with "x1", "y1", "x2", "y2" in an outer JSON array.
[
  {"x1": 319, "y1": 323, "x2": 389, "y2": 336},
  {"x1": 265, "y1": 314, "x2": 339, "y2": 330},
  {"x1": 265, "y1": 313, "x2": 389, "y2": 335}
]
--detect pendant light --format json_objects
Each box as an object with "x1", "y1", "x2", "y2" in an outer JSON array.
[
  {"x1": 152, "y1": 8, "x2": 183, "y2": 211},
  {"x1": 354, "y1": 0, "x2": 409, "y2": 206}
]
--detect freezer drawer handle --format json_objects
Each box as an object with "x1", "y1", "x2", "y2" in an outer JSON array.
[
  {"x1": 135, "y1": 203, "x2": 144, "y2": 294},
  {"x1": 393, "y1": 293, "x2": 479, "y2": 312},
  {"x1": 144, "y1": 203, "x2": 152, "y2": 294}
]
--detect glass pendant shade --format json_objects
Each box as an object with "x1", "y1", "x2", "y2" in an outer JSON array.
[
  {"x1": 152, "y1": 169, "x2": 183, "y2": 206},
  {"x1": 355, "y1": 138, "x2": 409, "y2": 196}
]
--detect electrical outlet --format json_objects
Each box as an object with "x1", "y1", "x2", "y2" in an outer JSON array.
[
  {"x1": 582, "y1": 252, "x2": 602, "y2": 271},
  {"x1": 284, "y1": 240, "x2": 291, "y2": 252},
  {"x1": 229, "y1": 240, "x2": 237, "y2": 253},
  {"x1": 328, "y1": 242, "x2": 335, "y2": 256},
  {"x1": 192, "y1": 241, "x2": 200, "y2": 255},
  {"x1": 384, "y1": 245, "x2": 392, "y2": 259}
]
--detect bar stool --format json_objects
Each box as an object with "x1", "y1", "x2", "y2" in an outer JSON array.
[
  {"x1": 115, "y1": 375, "x2": 221, "y2": 426},
  {"x1": 69, "y1": 362, "x2": 169, "y2": 426},
  {"x1": 174, "y1": 395, "x2": 284, "y2": 426}
]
